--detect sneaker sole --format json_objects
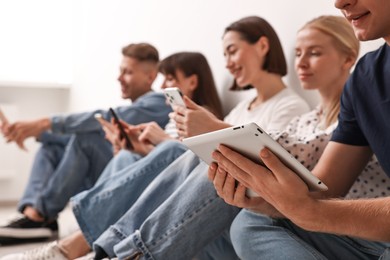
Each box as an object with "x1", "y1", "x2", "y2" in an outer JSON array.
[
  {"x1": 0, "y1": 236, "x2": 57, "y2": 245},
  {"x1": 0, "y1": 227, "x2": 57, "y2": 238}
]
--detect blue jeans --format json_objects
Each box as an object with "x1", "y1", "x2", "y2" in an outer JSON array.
[
  {"x1": 71, "y1": 140, "x2": 189, "y2": 247},
  {"x1": 18, "y1": 131, "x2": 115, "y2": 219},
  {"x1": 230, "y1": 209, "x2": 390, "y2": 260},
  {"x1": 91, "y1": 150, "x2": 241, "y2": 260}
]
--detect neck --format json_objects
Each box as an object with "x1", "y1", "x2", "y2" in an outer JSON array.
[
  {"x1": 318, "y1": 75, "x2": 348, "y2": 113},
  {"x1": 252, "y1": 72, "x2": 286, "y2": 103}
]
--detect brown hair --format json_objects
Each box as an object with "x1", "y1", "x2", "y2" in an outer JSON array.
[
  {"x1": 224, "y1": 16, "x2": 287, "y2": 90},
  {"x1": 159, "y1": 52, "x2": 223, "y2": 119},
  {"x1": 122, "y1": 43, "x2": 159, "y2": 64},
  {"x1": 300, "y1": 15, "x2": 359, "y2": 128}
]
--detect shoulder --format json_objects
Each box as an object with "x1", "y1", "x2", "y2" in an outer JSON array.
[
  {"x1": 134, "y1": 91, "x2": 167, "y2": 105},
  {"x1": 137, "y1": 91, "x2": 165, "y2": 101},
  {"x1": 273, "y1": 89, "x2": 310, "y2": 110},
  {"x1": 353, "y1": 43, "x2": 389, "y2": 77}
]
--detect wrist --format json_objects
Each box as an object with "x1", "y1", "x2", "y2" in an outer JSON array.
[
  {"x1": 40, "y1": 118, "x2": 52, "y2": 131},
  {"x1": 287, "y1": 197, "x2": 324, "y2": 232}
]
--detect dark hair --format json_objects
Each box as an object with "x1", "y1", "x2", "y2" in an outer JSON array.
[
  {"x1": 224, "y1": 16, "x2": 287, "y2": 90},
  {"x1": 122, "y1": 43, "x2": 159, "y2": 64},
  {"x1": 159, "y1": 52, "x2": 223, "y2": 119}
]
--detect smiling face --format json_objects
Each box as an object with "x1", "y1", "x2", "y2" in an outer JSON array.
[
  {"x1": 295, "y1": 28, "x2": 351, "y2": 93},
  {"x1": 222, "y1": 31, "x2": 265, "y2": 88},
  {"x1": 117, "y1": 57, "x2": 155, "y2": 101},
  {"x1": 334, "y1": 0, "x2": 390, "y2": 43}
]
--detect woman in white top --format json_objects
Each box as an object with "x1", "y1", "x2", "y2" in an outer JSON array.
[{"x1": 2, "y1": 16, "x2": 309, "y2": 260}]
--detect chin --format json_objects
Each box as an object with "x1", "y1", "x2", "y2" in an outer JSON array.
[{"x1": 235, "y1": 79, "x2": 248, "y2": 88}]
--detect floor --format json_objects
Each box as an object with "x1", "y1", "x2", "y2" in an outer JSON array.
[{"x1": 0, "y1": 203, "x2": 79, "y2": 257}]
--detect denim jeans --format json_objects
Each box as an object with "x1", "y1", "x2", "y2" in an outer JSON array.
[
  {"x1": 18, "y1": 132, "x2": 114, "y2": 219},
  {"x1": 230, "y1": 209, "x2": 390, "y2": 260},
  {"x1": 91, "y1": 150, "x2": 241, "y2": 260},
  {"x1": 71, "y1": 140, "x2": 189, "y2": 246}
]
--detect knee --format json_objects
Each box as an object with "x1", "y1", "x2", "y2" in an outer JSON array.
[
  {"x1": 230, "y1": 210, "x2": 249, "y2": 257},
  {"x1": 157, "y1": 140, "x2": 187, "y2": 154},
  {"x1": 230, "y1": 210, "x2": 273, "y2": 258}
]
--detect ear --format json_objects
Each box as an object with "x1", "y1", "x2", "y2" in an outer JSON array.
[
  {"x1": 342, "y1": 55, "x2": 357, "y2": 71},
  {"x1": 188, "y1": 74, "x2": 198, "y2": 92},
  {"x1": 147, "y1": 70, "x2": 158, "y2": 85},
  {"x1": 255, "y1": 36, "x2": 270, "y2": 56}
]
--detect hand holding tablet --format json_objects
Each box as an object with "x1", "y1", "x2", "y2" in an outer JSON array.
[{"x1": 183, "y1": 122, "x2": 328, "y2": 194}]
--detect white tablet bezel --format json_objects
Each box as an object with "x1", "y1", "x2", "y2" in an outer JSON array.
[{"x1": 183, "y1": 122, "x2": 328, "y2": 192}]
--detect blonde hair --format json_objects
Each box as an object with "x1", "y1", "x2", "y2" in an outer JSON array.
[{"x1": 300, "y1": 15, "x2": 360, "y2": 128}]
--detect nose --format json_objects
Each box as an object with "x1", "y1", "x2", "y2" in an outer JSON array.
[
  {"x1": 160, "y1": 79, "x2": 168, "y2": 89},
  {"x1": 117, "y1": 72, "x2": 124, "y2": 82},
  {"x1": 225, "y1": 56, "x2": 233, "y2": 70},
  {"x1": 295, "y1": 54, "x2": 308, "y2": 70},
  {"x1": 334, "y1": 0, "x2": 352, "y2": 10}
]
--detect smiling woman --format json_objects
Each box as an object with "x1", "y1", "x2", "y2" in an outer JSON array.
[{"x1": 0, "y1": 0, "x2": 72, "y2": 86}]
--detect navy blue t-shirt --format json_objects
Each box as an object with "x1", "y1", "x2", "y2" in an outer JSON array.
[{"x1": 332, "y1": 43, "x2": 390, "y2": 176}]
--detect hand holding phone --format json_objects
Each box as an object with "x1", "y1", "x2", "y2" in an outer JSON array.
[{"x1": 108, "y1": 108, "x2": 133, "y2": 150}]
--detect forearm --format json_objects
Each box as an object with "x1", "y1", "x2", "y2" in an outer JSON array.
[{"x1": 293, "y1": 197, "x2": 390, "y2": 241}]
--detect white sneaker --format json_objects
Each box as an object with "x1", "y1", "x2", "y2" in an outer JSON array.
[{"x1": 0, "y1": 241, "x2": 68, "y2": 260}]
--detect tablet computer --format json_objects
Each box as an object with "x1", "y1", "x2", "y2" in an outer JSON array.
[{"x1": 182, "y1": 122, "x2": 328, "y2": 192}]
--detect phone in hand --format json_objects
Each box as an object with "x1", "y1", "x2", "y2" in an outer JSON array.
[
  {"x1": 163, "y1": 87, "x2": 186, "y2": 108},
  {"x1": 108, "y1": 108, "x2": 133, "y2": 149}
]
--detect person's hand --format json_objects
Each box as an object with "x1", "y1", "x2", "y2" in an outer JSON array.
[
  {"x1": 211, "y1": 145, "x2": 315, "y2": 219},
  {"x1": 0, "y1": 121, "x2": 9, "y2": 136},
  {"x1": 122, "y1": 121, "x2": 154, "y2": 156},
  {"x1": 3, "y1": 118, "x2": 51, "y2": 151},
  {"x1": 208, "y1": 162, "x2": 278, "y2": 215},
  {"x1": 170, "y1": 96, "x2": 227, "y2": 138},
  {"x1": 134, "y1": 122, "x2": 172, "y2": 146},
  {"x1": 97, "y1": 117, "x2": 123, "y2": 154}
]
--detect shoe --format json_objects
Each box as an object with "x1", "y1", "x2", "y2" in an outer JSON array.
[
  {"x1": 0, "y1": 214, "x2": 58, "y2": 245},
  {"x1": 75, "y1": 251, "x2": 95, "y2": 260},
  {"x1": 0, "y1": 241, "x2": 68, "y2": 260}
]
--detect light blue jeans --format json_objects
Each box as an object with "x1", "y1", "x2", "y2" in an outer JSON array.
[
  {"x1": 230, "y1": 209, "x2": 390, "y2": 260},
  {"x1": 71, "y1": 140, "x2": 189, "y2": 246},
  {"x1": 18, "y1": 131, "x2": 116, "y2": 219},
  {"x1": 91, "y1": 150, "x2": 241, "y2": 260}
]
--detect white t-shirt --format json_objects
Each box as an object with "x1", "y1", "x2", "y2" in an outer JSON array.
[{"x1": 224, "y1": 88, "x2": 310, "y2": 132}]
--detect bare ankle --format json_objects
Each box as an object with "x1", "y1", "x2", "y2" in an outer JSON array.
[{"x1": 23, "y1": 206, "x2": 45, "y2": 222}]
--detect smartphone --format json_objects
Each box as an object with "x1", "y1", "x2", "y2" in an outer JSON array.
[
  {"x1": 0, "y1": 108, "x2": 9, "y2": 125},
  {"x1": 163, "y1": 87, "x2": 186, "y2": 108},
  {"x1": 108, "y1": 108, "x2": 133, "y2": 149}
]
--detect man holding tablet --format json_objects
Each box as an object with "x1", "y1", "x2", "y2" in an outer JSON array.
[
  {"x1": 0, "y1": 43, "x2": 171, "y2": 245},
  {"x1": 212, "y1": 0, "x2": 390, "y2": 259}
]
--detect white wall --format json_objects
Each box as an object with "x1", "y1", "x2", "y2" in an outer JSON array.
[
  {"x1": 70, "y1": 0, "x2": 383, "y2": 113},
  {"x1": 0, "y1": 0, "x2": 385, "y2": 201},
  {"x1": 0, "y1": 86, "x2": 69, "y2": 201}
]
